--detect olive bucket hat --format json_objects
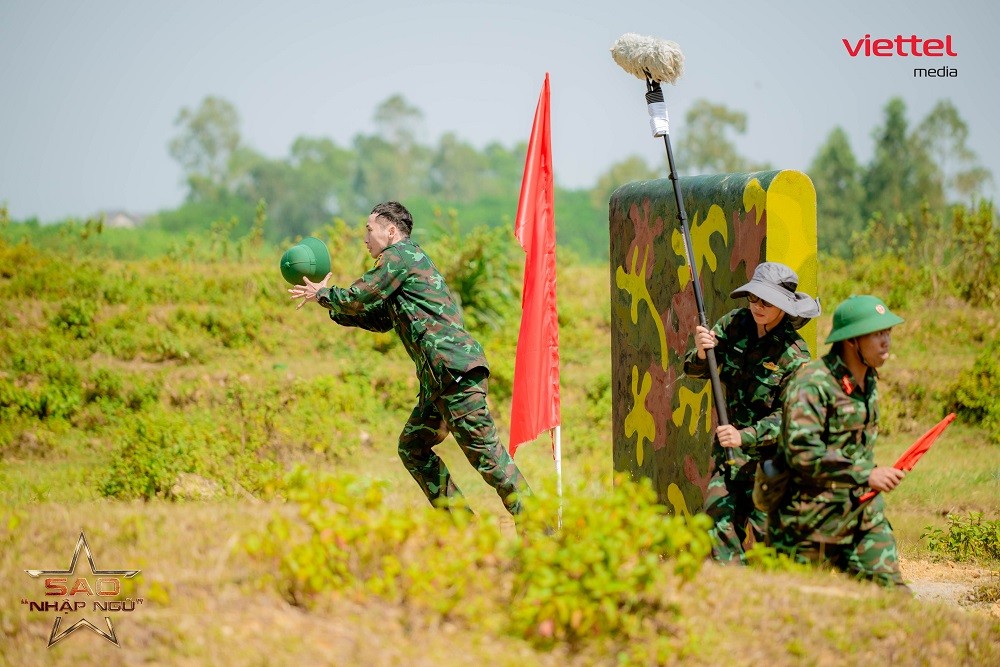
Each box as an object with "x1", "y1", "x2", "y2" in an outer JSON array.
[
  {"x1": 730, "y1": 262, "x2": 821, "y2": 329},
  {"x1": 825, "y1": 295, "x2": 904, "y2": 344},
  {"x1": 279, "y1": 237, "x2": 331, "y2": 286}
]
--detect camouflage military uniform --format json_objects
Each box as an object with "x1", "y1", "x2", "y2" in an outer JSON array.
[
  {"x1": 769, "y1": 351, "x2": 904, "y2": 587},
  {"x1": 316, "y1": 237, "x2": 530, "y2": 514},
  {"x1": 684, "y1": 308, "x2": 811, "y2": 564}
]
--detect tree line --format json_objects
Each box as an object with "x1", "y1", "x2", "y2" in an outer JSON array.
[{"x1": 150, "y1": 93, "x2": 995, "y2": 262}]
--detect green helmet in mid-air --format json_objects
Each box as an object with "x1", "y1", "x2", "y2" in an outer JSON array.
[
  {"x1": 825, "y1": 295, "x2": 904, "y2": 343},
  {"x1": 280, "y1": 237, "x2": 331, "y2": 285}
]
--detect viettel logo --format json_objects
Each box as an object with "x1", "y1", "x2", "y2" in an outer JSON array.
[{"x1": 842, "y1": 34, "x2": 957, "y2": 57}]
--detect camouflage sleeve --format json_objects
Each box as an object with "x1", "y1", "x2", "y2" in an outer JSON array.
[
  {"x1": 781, "y1": 377, "x2": 874, "y2": 487},
  {"x1": 328, "y1": 302, "x2": 393, "y2": 333},
  {"x1": 742, "y1": 348, "x2": 811, "y2": 452},
  {"x1": 742, "y1": 415, "x2": 777, "y2": 454},
  {"x1": 316, "y1": 247, "x2": 407, "y2": 317},
  {"x1": 683, "y1": 310, "x2": 734, "y2": 378}
]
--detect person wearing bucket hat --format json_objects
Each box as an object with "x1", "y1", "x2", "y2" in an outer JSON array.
[
  {"x1": 683, "y1": 261, "x2": 820, "y2": 565},
  {"x1": 288, "y1": 201, "x2": 532, "y2": 518},
  {"x1": 768, "y1": 295, "x2": 909, "y2": 590}
]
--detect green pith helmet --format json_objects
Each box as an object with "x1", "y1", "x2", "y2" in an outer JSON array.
[
  {"x1": 825, "y1": 295, "x2": 904, "y2": 343},
  {"x1": 279, "y1": 237, "x2": 331, "y2": 285}
]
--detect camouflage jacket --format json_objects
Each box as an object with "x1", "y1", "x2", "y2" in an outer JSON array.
[
  {"x1": 775, "y1": 351, "x2": 883, "y2": 544},
  {"x1": 316, "y1": 238, "x2": 488, "y2": 400},
  {"x1": 684, "y1": 308, "x2": 811, "y2": 466}
]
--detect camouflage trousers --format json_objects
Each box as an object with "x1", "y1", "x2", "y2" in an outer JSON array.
[
  {"x1": 398, "y1": 367, "x2": 530, "y2": 515},
  {"x1": 770, "y1": 514, "x2": 905, "y2": 588},
  {"x1": 702, "y1": 470, "x2": 765, "y2": 565}
]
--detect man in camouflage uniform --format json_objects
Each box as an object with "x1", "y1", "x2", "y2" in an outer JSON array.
[
  {"x1": 770, "y1": 295, "x2": 908, "y2": 589},
  {"x1": 289, "y1": 201, "x2": 531, "y2": 515},
  {"x1": 684, "y1": 263, "x2": 820, "y2": 564}
]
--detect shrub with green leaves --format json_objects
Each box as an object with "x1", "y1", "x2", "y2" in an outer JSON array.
[
  {"x1": 99, "y1": 407, "x2": 281, "y2": 500},
  {"x1": 247, "y1": 470, "x2": 713, "y2": 652},
  {"x1": 83, "y1": 367, "x2": 161, "y2": 414},
  {"x1": 511, "y1": 476, "x2": 712, "y2": 647},
  {"x1": 422, "y1": 213, "x2": 520, "y2": 333},
  {"x1": 246, "y1": 468, "x2": 503, "y2": 619},
  {"x1": 0, "y1": 364, "x2": 83, "y2": 422},
  {"x1": 922, "y1": 512, "x2": 1000, "y2": 564},
  {"x1": 948, "y1": 336, "x2": 1000, "y2": 443},
  {"x1": 51, "y1": 299, "x2": 97, "y2": 339},
  {"x1": 99, "y1": 411, "x2": 204, "y2": 499},
  {"x1": 743, "y1": 543, "x2": 813, "y2": 573}
]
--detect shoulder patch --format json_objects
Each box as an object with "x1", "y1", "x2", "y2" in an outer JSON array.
[{"x1": 762, "y1": 361, "x2": 780, "y2": 372}]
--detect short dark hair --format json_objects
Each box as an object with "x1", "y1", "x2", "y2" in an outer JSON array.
[{"x1": 371, "y1": 201, "x2": 413, "y2": 237}]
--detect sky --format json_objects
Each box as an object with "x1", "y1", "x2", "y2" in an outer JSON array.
[{"x1": 1, "y1": 0, "x2": 998, "y2": 221}]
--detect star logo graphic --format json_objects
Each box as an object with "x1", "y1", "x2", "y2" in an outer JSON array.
[{"x1": 25, "y1": 532, "x2": 140, "y2": 648}]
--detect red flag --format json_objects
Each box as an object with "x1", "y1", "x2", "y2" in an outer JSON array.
[
  {"x1": 858, "y1": 413, "x2": 956, "y2": 504},
  {"x1": 509, "y1": 73, "x2": 560, "y2": 455}
]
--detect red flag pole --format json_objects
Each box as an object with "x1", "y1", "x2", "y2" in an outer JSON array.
[{"x1": 510, "y1": 73, "x2": 562, "y2": 525}]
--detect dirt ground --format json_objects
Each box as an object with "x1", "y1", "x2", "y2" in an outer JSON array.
[{"x1": 902, "y1": 557, "x2": 999, "y2": 618}]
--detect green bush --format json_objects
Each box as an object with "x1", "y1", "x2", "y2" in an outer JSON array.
[
  {"x1": 99, "y1": 411, "x2": 204, "y2": 499},
  {"x1": 923, "y1": 512, "x2": 1000, "y2": 564},
  {"x1": 584, "y1": 372, "x2": 612, "y2": 426},
  {"x1": 99, "y1": 408, "x2": 281, "y2": 500},
  {"x1": 83, "y1": 367, "x2": 161, "y2": 414},
  {"x1": 423, "y1": 213, "x2": 520, "y2": 333},
  {"x1": 947, "y1": 336, "x2": 1000, "y2": 443},
  {"x1": 246, "y1": 468, "x2": 501, "y2": 616},
  {"x1": 0, "y1": 369, "x2": 83, "y2": 421},
  {"x1": 511, "y1": 476, "x2": 712, "y2": 647},
  {"x1": 247, "y1": 470, "x2": 713, "y2": 652},
  {"x1": 743, "y1": 543, "x2": 812, "y2": 573},
  {"x1": 952, "y1": 201, "x2": 999, "y2": 306},
  {"x1": 51, "y1": 299, "x2": 97, "y2": 339}
]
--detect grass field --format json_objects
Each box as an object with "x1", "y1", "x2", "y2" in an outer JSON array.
[{"x1": 0, "y1": 236, "x2": 997, "y2": 665}]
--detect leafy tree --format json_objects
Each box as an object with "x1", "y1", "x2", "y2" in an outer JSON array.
[
  {"x1": 353, "y1": 135, "x2": 414, "y2": 204},
  {"x1": 809, "y1": 127, "x2": 864, "y2": 257},
  {"x1": 557, "y1": 187, "x2": 608, "y2": 262},
  {"x1": 482, "y1": 141, "x2": 527, "y2": 198},
  {"x1": 239, "y1": 155, "x2": 304, "y2": 238},
  {"x1": 286, "y1": 136, "x2": 358, "y2": 229},
  {"x1": 913, "y1": 100, "x2": 993, "y2": 204},
  {"x1": 289, "y1": 136, "x2": 355, "y2": 213},
  {"x1": 863, "y1": 98, "x2": 924, "y2": 220},
  {"x1": 373, "y1": 94, "x2": 425, "y2": 149},
  {"x1": 675, "y1": 99, "x2": 769, "y2": 174},
  {"x1": 589, "y1": 155, "x2": 659, "y2": 211},
  {"x1": 428, "y1": 133, "x2": 490, "y2": 201},
  {"x1": 235, "y1": 139, "x2": 358, "y2": 242},
  {"x1": 169, "y1": 96, "x2": 243, "y2": 201},
  {"x1": 353, "y1": 96, "x2": 432, "y2": 204}
]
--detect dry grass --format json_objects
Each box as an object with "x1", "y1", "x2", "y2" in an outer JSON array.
[
  {"x1": 1, "y1": 502, "x2": 997, "y2": 666},
  {"x1": 1, "y1": 256, "x2": 998, "y2": 663}
]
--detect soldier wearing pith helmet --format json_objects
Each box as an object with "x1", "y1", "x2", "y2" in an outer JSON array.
[{"x1": 770, "y1": 295, "x2": 909, "y2": 590}]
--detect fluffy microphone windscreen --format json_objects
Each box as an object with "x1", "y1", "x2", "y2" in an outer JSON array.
[{"x1": 610, "y1": 33, "x2": 684, "y2": 84}]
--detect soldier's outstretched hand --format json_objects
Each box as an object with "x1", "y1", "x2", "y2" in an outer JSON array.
[
  {"x1": 288, "y1": 272, "x2": 332, "y2": 310},
  {"x1": 869, "y1": 466, "x2": 906, "y2": 492},
  {"x1": 694, "y1": 325, "x2": 718, "y2": 359}
]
